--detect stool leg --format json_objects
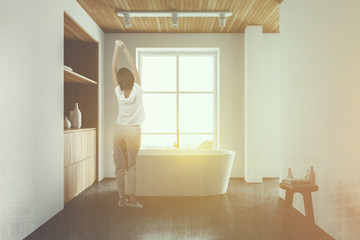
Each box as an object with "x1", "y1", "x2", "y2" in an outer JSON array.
[
  {"x1": 285, "y1": 190, "x2": 294, "y2": 205},
  {"x1": 303, "y1": 192, "x2": 315, "y2": 224}
]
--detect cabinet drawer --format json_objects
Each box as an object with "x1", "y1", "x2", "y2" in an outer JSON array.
[{"x1": 64, "y1": 157, "x2": 96, "y2": 203}]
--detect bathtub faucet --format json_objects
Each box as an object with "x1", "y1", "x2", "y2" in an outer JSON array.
[{"x1": 174, "y1": 129, "x2": 179, "y2": 149}]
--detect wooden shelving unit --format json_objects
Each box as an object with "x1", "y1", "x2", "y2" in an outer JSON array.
[
  {"x1": 63, "y1": 11, "x2": 98, "y2": 204},
  {"x1": 64, "y1": 69, "x2": 97, "y2": 85}
]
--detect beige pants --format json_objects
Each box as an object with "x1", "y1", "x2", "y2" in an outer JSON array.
[{"x1": 113, "y1": 125, "x2": 141, "y2": 199}]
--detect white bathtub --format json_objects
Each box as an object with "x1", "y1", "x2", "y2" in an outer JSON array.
[{"x1": 114, "y1": 149, "x2": 235, "y2": 196}]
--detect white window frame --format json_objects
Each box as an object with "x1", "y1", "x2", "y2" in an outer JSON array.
[{"x1": 136, "y1": 48, "x2": 220, "y2": 149}]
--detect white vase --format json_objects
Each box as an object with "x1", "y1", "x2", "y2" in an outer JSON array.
[
  {"x1": 69, "y1": 111, "x2": 74, "y2": 125},
  {"x1": 304, "y1": 169, "x2": 309, "y2": 179},
  {"x1": 72, "y1": 102, "x2": 82, "y2": 129},
  {"x1": 286, "y1": 168, "x2": 294, "y2": 179},
  {"x1": 309, "y1": 166, "x2": 316, "y2": 185},
  {"x1": 64, "y1": 116, "x2": 71, "y2": 129}
]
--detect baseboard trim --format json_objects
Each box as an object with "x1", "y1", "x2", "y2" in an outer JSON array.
[{"x1": 229, "y1": 177, "x2": 279, "y2": 180}]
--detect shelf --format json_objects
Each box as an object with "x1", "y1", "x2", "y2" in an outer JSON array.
[
  {"x1": 64, "y1": 69, "x2": 97, "y2": 85},
  {"x1": 64, "y1": 128, "x2": 96, "y2": 133}
]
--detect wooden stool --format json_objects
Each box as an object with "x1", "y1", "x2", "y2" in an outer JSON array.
[{"x1": 279, "y1": 183, "x2": 319, "y2": 224}]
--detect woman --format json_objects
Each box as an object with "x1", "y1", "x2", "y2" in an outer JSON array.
[{"x1": 112, "y1": 40, "x2": 145, "y2": 208}]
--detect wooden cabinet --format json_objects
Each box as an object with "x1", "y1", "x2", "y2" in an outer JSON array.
[
  {"x1": 63, "y1": 12, "x2": 98, "y2": 204},
  {"x1": 64, "y1": 128, "x2": 96, "y2": 203}
]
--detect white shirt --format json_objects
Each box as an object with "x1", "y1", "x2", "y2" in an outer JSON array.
[{"x1": 115, "y1": 83, "x2": 145, "y2": 126}]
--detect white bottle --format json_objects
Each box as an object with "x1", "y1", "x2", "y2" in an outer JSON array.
[
  {"x1": 309, "y1": 166, "x2": 316, "y2": 185},
  {"x1": 64, "y1": 116, "x2": 71, "y2": 129},
  {"x1": 72, "y1": 102, "x2": 82, "y2": 129},
  {"x1": 304, "y1": 169, "x2": 309, "y2": 179},
  {"x1": 286, "y1": 168, "x2": 294, "y2": 179},
  {"x1": 69, "y1": 111, "x2": 74, "y2": 125}
]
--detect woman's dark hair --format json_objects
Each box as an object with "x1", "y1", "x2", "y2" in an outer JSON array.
[{"x1": 117, "y1": 67, "x2": 134, "y2": 91}]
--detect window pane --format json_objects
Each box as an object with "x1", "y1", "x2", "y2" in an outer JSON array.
[
  {"x1": 180, "y1": 134, "x2": 214, "y2": 149},
  {"x1": 141, "y1": 134, "x2": 176, "y2": 149},
  {"x1": 142, "y1": 94, "x2": 176, "y2": 133},
  {"x1": 179, "y1": 55, "x2": 214, "y2": 92},
  {"x1": 179, "y1": 94, "x2": 214, "y2": 133},
  {"x1": 140, "y1": 55, "x2": 176, "y2": 92}
]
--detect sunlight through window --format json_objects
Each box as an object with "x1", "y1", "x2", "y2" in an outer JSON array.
[{"x1": 138, "y1": 49, "x2": 218, "y2": 149}]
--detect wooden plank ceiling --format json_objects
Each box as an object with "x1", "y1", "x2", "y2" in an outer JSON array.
[{"x1": 76, "y1": 0, "x2": 282, "y2": 33}]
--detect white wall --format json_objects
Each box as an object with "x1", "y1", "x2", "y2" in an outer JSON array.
[
  {"x1": 244, "y1": 27, "x2": 280, "y2": 182},
  {"x1": 279, "y1": 0, "x2": 360, "y2": 239},
  {"x1": 0, "y1": 1, "x2": 104, "y2": 239},
  {"x1": 244, "y1": 26, "x2": 264, "y2": 183},
  {"x1": 105, "y1": 34, "x2": 245, "y2": 178},
  {"x1": 0, "y1": 1, "x2": 63, "y2": 239},
  {"x1": 262, "y1": 34, "x2": 280, "y2": 178}
]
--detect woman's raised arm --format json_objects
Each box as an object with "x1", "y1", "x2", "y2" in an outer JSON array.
[
  {"x1": 121, "y1": 42, "x2": 141, "y2": 86},
  {"x1": 112, "y1": 41, "x2": 122, "y2": 88}
]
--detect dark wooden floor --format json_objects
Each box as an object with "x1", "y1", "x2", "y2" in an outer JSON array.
[{"x1": 25, "y1": 178, "x2": 334, "y2": 240}]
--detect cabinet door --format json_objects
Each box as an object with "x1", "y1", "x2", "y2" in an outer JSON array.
[
  {"x1": 92, "y1": 156, "x2": 97, "y2": 183},
  {"x1": 64, "y1": 166, "x2": 69, "y2": 203},
  {"x1": 68, "y1": 163, "x2": 77, "y2": 200},
  {"x1": 71, "y1": 132, "x2": 81, "y2": 164},
  {"x1": 81, "y1": 131, "x2": 89, "y2": 160},
  {"x1": 89, "y1": 156, "x2": 96, "y2": 186},
  {"x1": 81, "y1": 130, "x2": 96, "y2": 159},
  {"x1": 85, "y1": 156, "x2": 92, "y2": 188},
  {"x1": 78, "y1": 160, "x2": 85, "y2": 195},
  {"x1": 90, "y1": 130, "x2": 96, "y2": 157},
  {"x1": 64, "y1": 133, "x2": 71, "y2": 167}
]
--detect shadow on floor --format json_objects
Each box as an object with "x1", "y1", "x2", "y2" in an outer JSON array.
[{"x1": 24, "y1": 179, "x2": 334, "y2": 240}]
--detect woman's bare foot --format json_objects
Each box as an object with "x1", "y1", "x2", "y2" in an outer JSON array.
[
  {"x1": 118, "y1": 197, "x2": 128, "y2": 207},
  {"x1": 127, "y1": 194, "x2": 142, "y2": 208},
  {"x1": 126, "y1": 200, "x2": 143, "y2": 208}
]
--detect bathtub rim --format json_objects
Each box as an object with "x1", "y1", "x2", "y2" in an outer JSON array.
[{"x1": 112, "y1": 149, "x2": 235, "y2": 156}]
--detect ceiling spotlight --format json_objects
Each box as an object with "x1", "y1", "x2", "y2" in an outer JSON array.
[
  {"x1": 171, "y1": 13, "x2": 178, "y2": 28},
  {"x1": 116, "y1": 11, "x2": 232, "y2": 29},
  {"x1": 219, "y1": 13, "x2": 226, "y2": 27},
  {"x1": 123, "y1": 13, "x2": 132, "y2": 28}
]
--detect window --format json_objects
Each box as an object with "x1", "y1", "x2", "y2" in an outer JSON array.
[{"x1": 137, "y1": 48, "x2": 218, "y2": 149}]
